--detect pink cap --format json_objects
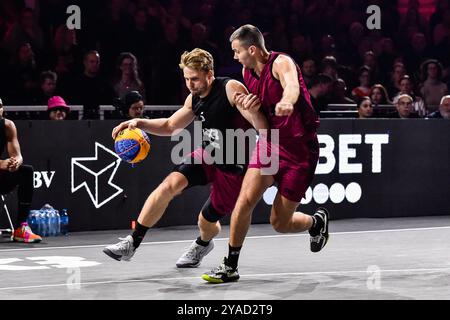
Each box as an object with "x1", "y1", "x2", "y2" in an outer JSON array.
[{"x1": 47, "y1": 96, "x2": 70, "y2": 111}]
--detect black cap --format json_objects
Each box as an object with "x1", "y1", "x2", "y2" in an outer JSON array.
[
  {"x1": 123, "y1": 91, "x2": 143, "y2": 110},
  {"x1": 113, "y1": 91, "x2": 143, "y2": 118}
]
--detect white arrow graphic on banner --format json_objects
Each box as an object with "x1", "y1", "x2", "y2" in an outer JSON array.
[{"x1": 71, "y1": 142, "x2": 122, "y2": 208}]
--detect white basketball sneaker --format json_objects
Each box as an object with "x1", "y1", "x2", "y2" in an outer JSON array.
[
  {"x1": 103, "y1": 235, "x2": 136, "y2": 261},
  {"x1": 176, "y1": 239, "x2": 214, "y2": 268}
]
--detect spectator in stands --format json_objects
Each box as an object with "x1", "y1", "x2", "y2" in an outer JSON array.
[
  {"x1": 419, "y1": 59, "x2": 449, "y2": 112},
  {"x1": 3, "y1": 7, "x2": 44, "y2": 55},
  {"x1": 404, "y1": 32, "x2": 432, "y2": 73},
  {"x1": 430, "y1": 0, "x2": 450, "y2": 32},
  {"x1": 370, "y1": 84, "x2": 393, "y2": 117},
  {"x1": 301, "y1": 59, "x2": 317, "y2": 89},
  {"x1": 377, "y1": 38, "x2": 397, "y2": 84},
  {"x1": 386, "y1": 62, "x2": 407, "y2": 98},
  {"x1": 8, "y1": 42, "x2": 38, "y2": 104},
  {"x1": 399, "y1": 6, "x2": 429, "y2": 41},
  {"x1": 113, "y1": 52, "x2": 146, "y2": 101},
  {"x1": 321, "y1": 56, "x2": 339, "y2": 80},
  {"x1": 329, "y1": 78, "x2": 355, "y2": 105},
  {"x1": 33, "y1": 71, "x2": 58, "y2": 105},
  {"x1": 388, "y1": 94, "x2": 420, "y2": 119},
  {"x1": 114, "y1": 90, "x2": 145, "y2": 119},
  {"x1": 432, "y1": 9, "x2": 450, "y2": 46},
  {"x1": 351, "y1": 66, "x2": 372, "y2": 99},
  {"x1": 290, "y1": 35, "x2": 313, "y2": 65},
  {"x1": 370, "y1": 84, "x2": 392, "y2": 107},
  {"x1": 356, "y1": 96, "x2": 374, "y2": 119},
  {"x1": 427, "y1": 95, "x2": 450, "y2": 119},
  {"x1": 47, "y1": 96, "x2": 70, "y2": 121},
  {"x1": 0, "y1": 97, "x2": 41, "y2": 243},
  {"x1": 393, "y1": 75, "x2": 426, "y2": 117},
  {"x1": 70, "y1": 50, "x2": 113, "y2": 119},
  {"x1": 308, "y1": 73, "x2": 334, "y2": 114},
  {"x1": 187, "y1": 23, "x2": 219, "y2": 60},
  {"x1": 363, "y1": 51, "x2": 380, "y2": 83}
]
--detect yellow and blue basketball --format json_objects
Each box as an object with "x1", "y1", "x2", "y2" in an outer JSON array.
[{"x1": 114, "y1": 128, "x2": 151, "y2": 164}]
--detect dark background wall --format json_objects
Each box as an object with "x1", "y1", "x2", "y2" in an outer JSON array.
[{"x1": 1, "y1": 119, "x2": 449, "y2": 231}]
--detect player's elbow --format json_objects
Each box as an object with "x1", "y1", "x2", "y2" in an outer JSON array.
[{"x1": 164, "y1": 120, "x2": 176, "y2": 136}]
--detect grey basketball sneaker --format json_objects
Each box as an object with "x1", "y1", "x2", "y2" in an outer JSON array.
[
  {"x1": 201, "y1": 257, "x2": 240, "y2": 283},
  {"x1": 309, "y1": 207, "x2": 330, "y2": 253},
  {"x1": 103, "y1": 235, "x2": 136, "y2": 261},
  {"x1": 176, "y1": 239, "x2": 214, "y2": 268}
]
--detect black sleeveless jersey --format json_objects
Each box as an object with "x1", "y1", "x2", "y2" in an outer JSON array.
[
  {"x1": 0, "y1": 119, "x2": 6, "y2": 155},
  {"x1": 191, "y1": 77, "x2": 253, "y2": 173}
]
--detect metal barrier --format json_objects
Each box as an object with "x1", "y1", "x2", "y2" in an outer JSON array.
[{"x1": 3, "y1": 105, "x2": 181, "y2": 120}]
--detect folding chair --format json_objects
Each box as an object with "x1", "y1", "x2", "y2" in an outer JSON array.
[{"x1": 0, "y1": 194, "x2": 14, "y2": 241}]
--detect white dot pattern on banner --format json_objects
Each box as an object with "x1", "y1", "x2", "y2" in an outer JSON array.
[
  {"x1": 313, "y1": 183, "x2": 329, "y2": 204},
  {"x1": 300, "y1": 187, "x2": 313, "y2": 204},
  {"x1": 346, "y1": 182, "x2": 362, "y2": 203},
  {"x1": 264, "y1": 182, "x2": 362, "y2": 205},
  {"x1": 262, "y1": 186, "x2": 278, "y2": 205},
  {"x1": 329, "y1": 183, "x2": 346, "y2": 204}
]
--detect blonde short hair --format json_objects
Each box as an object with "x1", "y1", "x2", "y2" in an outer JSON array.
[{"x1": 179, "y1": 48, "x2": 214, "y2": 72}]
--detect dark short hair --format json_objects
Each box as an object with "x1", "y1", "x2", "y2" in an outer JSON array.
[
  {"x1": 420, "y1": 59, "x2": 443, "y2": 81},
  {"x1": 40, "y1": 70, "x2": 57, "y2": 84},
  {"x1": 84, "y1": 50, "x2": 99, "y2": 61},
  {"x1": 310, "y1": 73, "x2": 333, "y2": 88},
  {"x1": 321, "y1": 56, "x2": 338, "y2": 69},
  {"x1": 229, "y1": 24, "x2": 266, "y2": 49},
  {"x1": 356, "y1": 96, "x2": 372, "y2": 109}
]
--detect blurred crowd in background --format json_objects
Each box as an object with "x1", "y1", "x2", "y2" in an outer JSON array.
[{"x1": 0, "y1": 0, "x2": 449, "y2": 120}]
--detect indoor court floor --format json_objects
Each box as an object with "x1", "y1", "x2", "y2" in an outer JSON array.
[{"x1": 1, "y1": 216, "x2": 449, "y2": 300}]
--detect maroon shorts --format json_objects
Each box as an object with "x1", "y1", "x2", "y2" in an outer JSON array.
[
  {"x1": 248, "y1": 135, "x2": 319, "y2": 203},
  {"x1": 173, "y1": 148, "x2": 245, "y2": 216}
]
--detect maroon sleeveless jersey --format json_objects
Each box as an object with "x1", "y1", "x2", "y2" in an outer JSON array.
[{"x1": 243, "y1": 51, "x2": 319, "y2": 140}]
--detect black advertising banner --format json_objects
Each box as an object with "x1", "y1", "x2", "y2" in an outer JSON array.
[{"x1": 1, "y1": 120, "x2": 449, "y2": 232}]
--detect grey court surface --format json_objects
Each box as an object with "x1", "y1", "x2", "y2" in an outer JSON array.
[{"x1": 0, "y1": 215, "x2": 449, "y2": 300}]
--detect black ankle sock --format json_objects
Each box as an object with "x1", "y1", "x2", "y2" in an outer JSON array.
[
  {"x1": 196, "y1": 236, "x2": 210, "y2": 247},
  {"x1": 227, "y1": 244, "x2": 242, "y2": 270},
  {"x1": 131, "y1": 222, "x2": 149, "y2": 249}
]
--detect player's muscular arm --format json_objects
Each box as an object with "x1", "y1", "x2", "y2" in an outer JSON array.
[
  {"x1": 273, "y1": 55, "x2": 300, "y2": 116},
  {"x1": 226, "y1": 80, "x2": 268, "y2": 131},
  {"x1": 112, "y1": 95, "x2": 196, "y2": 138},
  {"x1": 3, "y1": 120, "x2": 23, "y2": 172}
]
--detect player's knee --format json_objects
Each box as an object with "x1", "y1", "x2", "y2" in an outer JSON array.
[
  {"x1": 270, "y1": 215, "x2": 290, "y2": 233},
  {"x1": 235, "y1": 193, "x2": 256, "y2": 214},
  {"x1": 158, "y1": 179, "x2": 183, "y2": 198}
]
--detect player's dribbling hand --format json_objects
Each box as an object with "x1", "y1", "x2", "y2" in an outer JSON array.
[
  {"x1": 111, "y1": 119, "x2": 139, "y2": 139},
  {"x1": 275, "y1": 101, "x2": 294, "y2": 116}
]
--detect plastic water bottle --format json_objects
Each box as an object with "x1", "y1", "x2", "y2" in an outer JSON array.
[
  {"x1": 27, "y1": 211, "x2": 39, "y2": 234},
  {"x1": 38, "y1": 210, "x2": 47, "y2": 237},
  {"x1": 55, "y1": 210, "x2": 61, "y2": 236},
  {"x1": 40, "y1": 204, "x2": 57, "y2": 237},
  {"x1": 49, "y1": 210, "x2": 56, "y2": 236},
  {"x1": 60, "y1": 209, "x2": 69, "y2": 236}
]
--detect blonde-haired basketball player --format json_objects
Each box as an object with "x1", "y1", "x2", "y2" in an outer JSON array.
[{"x1": 103, "y1": 48, "x2": 267, "y2": 268}]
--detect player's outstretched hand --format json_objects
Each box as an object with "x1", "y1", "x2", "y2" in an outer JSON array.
[{"x1": 112, "y1": 119, "x2": 139, "y2": 139}]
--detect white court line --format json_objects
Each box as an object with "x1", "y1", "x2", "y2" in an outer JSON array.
[
  {"x1": 1, "y1": 225, "x2": 450, "y2": 253},
  {"x1": 1, "y1": 267, "x2": 450, "y2": 291}
]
